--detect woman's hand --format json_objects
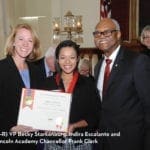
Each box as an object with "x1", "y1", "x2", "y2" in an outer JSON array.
[
  {"x1": 67, "y1": 120, "x2": 88, "y2": 134},
  {"x1": 10, "y1": 125, "x2": 38, "y2": 133},
  {"x1": 68, "y1": 123, "x2": 76, "y2": 133}
]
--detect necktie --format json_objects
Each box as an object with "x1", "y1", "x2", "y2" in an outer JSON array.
[{"x1": 103, "y1": 59, "x2": 112, "y2": 96}]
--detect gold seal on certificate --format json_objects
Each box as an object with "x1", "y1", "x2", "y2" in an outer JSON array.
[{"x1": 17, "y1": 88, "x2": 72, "y2": 132}]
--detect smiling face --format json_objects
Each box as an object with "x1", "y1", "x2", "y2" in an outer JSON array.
[
  {"x1": 94, "y1": 18, "x2": 121, "y2": 57},
  {"x1": 58, "y1": 47, "x2": 78, "y2": 75},
  {"x1": 141, "y1": 31, "x2": 150, "y2": 49},
  {"x1": 13, "y1": 28, "x2": 34, "y2": 60}
]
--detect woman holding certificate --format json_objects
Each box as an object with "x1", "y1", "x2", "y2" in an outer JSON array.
[
  {"x1": 0, "y1": 23, "x2": 42, "y2": 150},
  {"x1": 43, "y1": 40, "x2": 101, "y2": 150}
]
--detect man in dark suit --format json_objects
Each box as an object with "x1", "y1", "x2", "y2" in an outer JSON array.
[
  {"x1": 93, "y1": 18, "x2": 150, "y2": 150},
  {"x1": 34, "y1": 46, "x2": 56, "y2": 79}
]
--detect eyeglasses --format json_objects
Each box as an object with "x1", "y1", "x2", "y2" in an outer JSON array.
[
  {"x1": 93, "y1": 29, "x2": 118, "y2": 38},
  {"x1": 143, "y1": 36, "x2": 150, "y2": 40}
]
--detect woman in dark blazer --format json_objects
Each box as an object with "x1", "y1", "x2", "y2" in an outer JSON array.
[
  {"x1": 0, "y1": 23, "x2": 42, "y2": 150},
  {"x1": 42, "y1": 40, "x2": 101, "y2": 150}
]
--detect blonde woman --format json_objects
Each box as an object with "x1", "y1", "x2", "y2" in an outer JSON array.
[{"x1": 0, "y1": 23, "x2": 42, "y2": 150}]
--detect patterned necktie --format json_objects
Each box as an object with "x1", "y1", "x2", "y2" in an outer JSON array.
[{"x1": 103, "y1": 59, "x2": 112, "y2": 96}]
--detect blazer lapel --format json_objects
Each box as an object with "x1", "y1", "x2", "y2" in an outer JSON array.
[
  {"x1": 106, "y1": 47, "x2": 125, "y2": 92},
  {"x1": 7, "y1": 55, "x2": 25, "y2": 87},
  {"x1": 40, "y1": 58, "x2": 47, "y2": 77}
]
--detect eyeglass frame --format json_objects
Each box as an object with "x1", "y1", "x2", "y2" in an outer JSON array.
[
  {"x1": 93, "y1": 29, "x2": 118, "y2": 38},
  {"x1": 143, "y1": 36, "x2": 150, "y2": 40}
]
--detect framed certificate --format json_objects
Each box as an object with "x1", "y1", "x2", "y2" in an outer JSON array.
[{"x1": 17, "y1": 88, "x2": 72, "y2": 132}]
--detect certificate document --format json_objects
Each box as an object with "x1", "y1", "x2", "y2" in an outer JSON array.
[{"x1": 17, "y1": 88, "x2": 72, "y2": 132}]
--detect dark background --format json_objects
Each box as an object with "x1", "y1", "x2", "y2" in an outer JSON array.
[
  {"x1": 139, "y1": 0, "x2": 150, "y2": 34},
  {"x1": 111, "y1": 0, "x2": 150, "y2": 41},
  {"x1": 111, "y1": 0, "x2": 130, "y2": 41}
]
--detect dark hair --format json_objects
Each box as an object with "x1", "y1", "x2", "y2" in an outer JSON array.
[
  {"x1": 55, "y1": 40, "x2": 80, "y2": 73},
  {"x1": 55, "y1": 40, "x2": 80, "y2": 59}
]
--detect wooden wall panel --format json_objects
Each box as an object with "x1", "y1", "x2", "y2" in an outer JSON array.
[
  {"x1": 139, "y1": 0, "x2": 150, "y2": 34},
  {"x1": 111, "y1": 0, "x2": 130, "y2": 41}
]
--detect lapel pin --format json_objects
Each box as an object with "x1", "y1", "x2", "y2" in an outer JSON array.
[{"x1": 115, "y1": 64, "x2": 118, "y2": 67}]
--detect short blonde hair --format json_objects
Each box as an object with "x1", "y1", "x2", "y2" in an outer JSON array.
[
  {"x1": 140, "y1": 25, "x2": 150, "y2": 44},
  {"x1": 78, "y1": 58, "x2": 91, "y2": 70},
  {"x1": 4, "y1": 23, "x2": 41, "y2": 61}
]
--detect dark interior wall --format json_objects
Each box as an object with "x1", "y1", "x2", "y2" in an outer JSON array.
[
  {"x1": 111, "y1": 0, "x2": 150, "y2": 39},
  {"x1": 111, "y1": 0, "x2": 130, "y2": 41},
  {"x1": 139, "y1": 0, "x2": 150, "y2": 34}
]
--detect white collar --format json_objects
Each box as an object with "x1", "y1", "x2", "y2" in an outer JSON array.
[{"x1": 104, "y1": 45, "x2": 120, "y2": 62}]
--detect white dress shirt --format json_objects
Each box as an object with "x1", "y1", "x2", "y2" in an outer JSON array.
[{"x1": 97, "y1": 45, "x2": 120, "y2": 99}]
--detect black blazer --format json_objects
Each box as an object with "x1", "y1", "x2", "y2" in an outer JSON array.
[
  {"x1": 42, "y1": 74, "x2": 101, "y2": 133},
  {"x1": 0, "y1": 55, "x2": 42, "y2": 150},
  {"x1": 33, "y1": 57, "x2": 56, "y2": 80},
  {"x1": 33, "y1": 57, "x2": 47, "y2": 79},
  {"x1": 141, "y1": 48, "x2": 150, "y2": 57},
  {"x1": 94, "y1": 46, "x2": 150, "y2": 150}
]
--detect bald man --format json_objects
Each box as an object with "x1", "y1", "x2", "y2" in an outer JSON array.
[{"x1": 94, "y1": 18, "x2": 150, "y2": 150}]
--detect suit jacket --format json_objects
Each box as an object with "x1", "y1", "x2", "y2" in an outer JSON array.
[
  {"x1": 0, "y1": 55, "x2": 42, "y2": 150},
  {"x1": 94, "y1": 46, "x2": 150, "y2": 150},
  {"x1": 141, "y1": 48, "x2": 150, "y2": 57},
  {"x1": 33, "y1": 57, "x2": 47, "y2": 79},
  {"x1": 33, "y1": 57, "x2": 56, "y2": 80}
]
